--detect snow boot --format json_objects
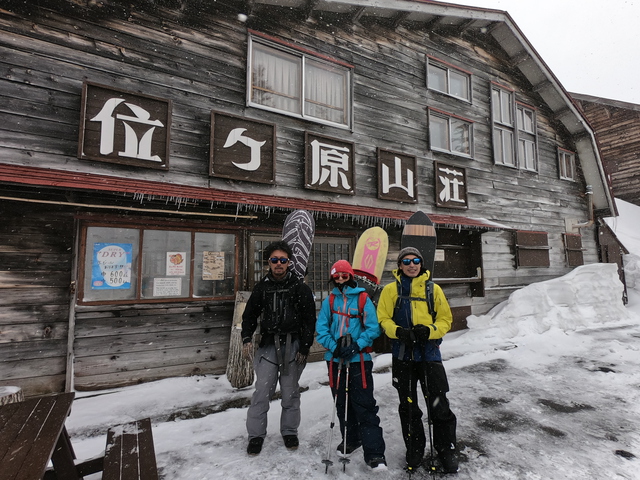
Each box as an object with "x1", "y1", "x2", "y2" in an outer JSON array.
[
  {"x1": 247, "y1": 437, "x2": 263, "y2": 455},
  {"x1": 283, "y1": 435, "x2": 299, "y2": 450}
]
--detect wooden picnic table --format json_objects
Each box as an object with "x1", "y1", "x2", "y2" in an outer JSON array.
[{"x1": 0, "y1": 392, "x2": 80, "y2": 480}]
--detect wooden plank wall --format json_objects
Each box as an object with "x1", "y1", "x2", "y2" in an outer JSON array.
[
  {"x1": 0, "y1": 201, "x2": 73, "y2": 396},
  {"x1": 573, "y1": 97, "x2": 640, "y2": 207},
  {"x1": 73, "y1": 303, "x2": 234, "y2": 390}
]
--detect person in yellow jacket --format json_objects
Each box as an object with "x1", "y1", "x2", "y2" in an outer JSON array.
[{"x1": 377, "y1": 247, "x2": 458, "y2": 474}]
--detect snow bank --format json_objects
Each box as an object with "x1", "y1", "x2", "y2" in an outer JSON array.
[
  {"x1": 466, "y1": 263, "x2": 632, "y2": 339},
  {"x1": 624, "y1": 254, "x2": 640, "y2": 290}
]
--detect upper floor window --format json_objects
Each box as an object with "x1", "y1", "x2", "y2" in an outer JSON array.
[
  {"x1": 427, "y1": 56, "x2": 472, "y2": 102},
  {"x1": 491, "y1": 84, "x2": 538, "y2": 171},
  {"x1": 248, "y1": 34, "x2": 352, "y2": 128},
  {"x1": 429, "y1": 108, "x2": 473, "y2": 158},
  {"x1": 517, "y1": 103, "x2": 537, "y2": 171},
  {"x1": 558, "y1": 148, "x2": 576, "y2": 181}
]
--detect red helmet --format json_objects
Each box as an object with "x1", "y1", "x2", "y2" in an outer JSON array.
[{"x1": 330, "y1": 260, "x2": 354, "y2": 278}]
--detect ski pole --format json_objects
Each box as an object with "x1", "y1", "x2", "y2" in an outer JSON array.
[
  {"x1": 339, "y1": 353, "x2": 351, "y2": 472},
  {"x1": 322, "y1": 357, "x2": 343, "y2": 474},
  {"x1": 422, "y1": 360, "x2": 437, "y2": 477}
]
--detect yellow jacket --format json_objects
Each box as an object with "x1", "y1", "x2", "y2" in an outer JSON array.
[{"x1": 377, "y1": 269, "x2": 453, "y2": 341}]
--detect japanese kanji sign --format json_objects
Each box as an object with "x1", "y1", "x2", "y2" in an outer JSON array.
[
  {"x1": 378, "y1": 148, "x2": 417, "y2": 203},
  {"x1": 305, "y1": 133, "x2": 355, "y2": 195},
  {"x1": 78, "y1": 82, "x2": 171, "y2": 169},
  {"x1": 435, "y1": 161, "x2": 468, "y2": 209},
  {"x1": 210, "y1": 112, "x2": 276, "y2": 184}
]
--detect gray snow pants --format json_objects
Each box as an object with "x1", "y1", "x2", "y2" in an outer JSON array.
[{"x1": 246, "y1": 340, "x2": 305, "y2": 439}]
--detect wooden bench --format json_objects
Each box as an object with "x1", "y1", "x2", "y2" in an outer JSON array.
[{"x1": 103, "y1": 417, "x2": 159, "y2": 480}]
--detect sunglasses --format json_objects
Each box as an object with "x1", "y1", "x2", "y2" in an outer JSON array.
[
  {"x1": 332, "y1": 273, "x2": 351, "y2": 280},
  {"x1": 401, "y1": 258, "x2": 422, "y2": 265},
  {"x1": 269, "y1": 257, "x2": 290, "y2": 264}
]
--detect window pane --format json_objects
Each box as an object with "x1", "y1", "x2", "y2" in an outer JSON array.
[
  {"x1": 495, "y1": 128, "x2": 514, "y2": 165},
  {"x1": 517, "y1": 107, "x2": 534, "y2": 132},
  {"x1": 83, "y1": 227, "x2": 139, "y2": 302},
  {"x1": 193, "y1": 232, "x2": 236, "y2": 298},
  {"x1": 141, "y1": 230, "x2": 191, "y2": 299},
  {"x1": 451, "y1": 119, "x2": 470, "y2": 154},
  {"x1": 500, "y1": 90, "x2": 512, "y2": 125},
  {"x1": 252, "y1": 43, "x2": 301, "y2": 114},
  {"x1": 305, "y1": 59, "x2": 347, "y2": 124},
  {"x1": 430, "y1": 114, "x2": 449, "y2": 150},
  {"x1": 449, "y1": 70, "x2": 469, "y2": 100},
  {"x1": 428, "y1": 63, "x2": 447, "y2": 93}
]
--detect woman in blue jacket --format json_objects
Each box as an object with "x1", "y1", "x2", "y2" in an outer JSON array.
[{"x1": 316, "y1": 260, "x2": 387, "y2": 470}]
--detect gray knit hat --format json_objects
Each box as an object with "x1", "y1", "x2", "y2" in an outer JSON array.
[{"x1": 397, "y1": 247, "x2": 423, "y2": 265}]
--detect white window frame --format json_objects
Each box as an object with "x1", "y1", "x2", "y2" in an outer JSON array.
[
  {"x1": 492, "y1": 84, "x2": 539, "y2": 171},
  {"x1": 429, "y1": 108, "x2": 474, "y2": 158},
  {"x1": 558, "y1": 148, "x2": 577, "y2": 181},
  {"x1": 427, "y1": 56, "x2": 472, "y2": 102},
  {"x1": 247, "y1": 34, "x2": 352, "y2": 129}
]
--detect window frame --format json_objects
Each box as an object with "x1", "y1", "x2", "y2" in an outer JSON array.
[
  {"x1": 558, "y1": 147, "x2": 577, "y2": 181},
  {"x1": 491, "y1": 84, "x2": 539, "y2": 171},
  {"x1": 79, "y1": 222, "x2": 239, "y2": 305},
  {"x1": 247, "y1": 33, "x2": 353, "y2": 129},
  {"x1": 426, "y1": 55, "x2": 472, "y2": 102},
  {"x1": 428, "y1": 108, "x2": 474, "y2": 158}
]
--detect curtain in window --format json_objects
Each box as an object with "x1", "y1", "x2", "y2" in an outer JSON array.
[
  {"x1": 252, "y1": 44, "x2": 301, "y2": 114},
  {"x1": 305, "y1": 59, "x2": 346, "y2": 124},
  {"x1": 451, "y1": 120, "x2": 470, "y2": 154}
]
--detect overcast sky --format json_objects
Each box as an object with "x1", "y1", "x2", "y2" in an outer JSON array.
[{"x1": 444, "y1": 0, "x2": 640, "y2": 105}]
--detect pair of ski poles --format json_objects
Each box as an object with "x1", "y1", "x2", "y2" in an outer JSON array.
[{"x1": 322, "y1": 339, "x2": 353, "y2": 473}]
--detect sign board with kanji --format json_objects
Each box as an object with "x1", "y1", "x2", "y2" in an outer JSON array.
[
  {"x1": 304, "y1": 132, "x2": 355, "y2": 195},
  {"x1": 377, "y1": 148, "x2": 417, "y2": 203}
]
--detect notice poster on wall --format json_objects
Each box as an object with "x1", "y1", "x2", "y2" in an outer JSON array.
[
  {"x1": 153, "y1": 277, "x2": 182, "y2": 297},
  {"x1": 91, "y1": 243, "x2": 132, "y2": 290},
  {"x1": 166, "y1": 251, "x2": 187, "y2": 276},
  {"x1": 202, "y1": 251, "x2": 225, "y2": 281}
]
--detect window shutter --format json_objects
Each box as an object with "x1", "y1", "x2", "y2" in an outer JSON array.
[
  {"x1": 563, "y1": 233, "x2": 585, "y2": 267},
  {"x1": 515, "y1": 230, "x2": 550, "y2": 267}
]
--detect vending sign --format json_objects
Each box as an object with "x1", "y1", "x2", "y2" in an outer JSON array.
[{"x1": 91, "y1": 243, "x2": 133, "y2": 290}]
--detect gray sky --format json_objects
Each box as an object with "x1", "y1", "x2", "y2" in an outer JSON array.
[{"x1": 444, "y1": 0, "x2": 640, "y2": 105}]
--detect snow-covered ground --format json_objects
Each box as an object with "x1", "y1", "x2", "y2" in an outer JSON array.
[{"x1": 66, "y1": 201, "x2": 640, "y2": 479}]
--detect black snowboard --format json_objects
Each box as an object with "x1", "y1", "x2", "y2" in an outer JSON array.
[
  {"x1": 401, "y1": 211, "x2": 437, "y2": 278},
  {"x1": 282, "y1": 210, "x2": 315, "y2": 281}
]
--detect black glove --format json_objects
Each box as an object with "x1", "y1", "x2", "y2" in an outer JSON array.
[
  {"x1": 413, "y1": 324, "x2": 431, "y2": 343},
  {"x1": 332, "y1": 346, "x2": 342, "y2": 359},
  {"x1": 340, "y1": 342, "x2": 360, "y2": 359},
  {"x1": 396, "y1": 326, "x2": 415, "y2": 344}
]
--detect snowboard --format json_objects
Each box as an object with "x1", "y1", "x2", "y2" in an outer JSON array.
[
  {"x1": 226, "y1": 290, "x2": 254, "y2": 389},
  {"x1": 352, "y1": 226, "x2": 388, "y2": 304},
  {"x1": 282, "y1": 210, "x2": 315, "y2": 281},
  {"x1": 401, "y1": 211, "x2": 437, "y2": 279}
]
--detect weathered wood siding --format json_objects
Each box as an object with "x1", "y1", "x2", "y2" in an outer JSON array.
[
  {"x1": 0, "y1": 201, "x2": 73, "y2": 396},
  {"x1": 73, "y1": 303, "x2": 234, "y2": 390},
  {"x1": 573, "y1": 95, "x2": 640, "y2": 207}
]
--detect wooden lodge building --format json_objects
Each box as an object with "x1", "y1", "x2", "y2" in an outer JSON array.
[{"x1": 0, "y1": 0, "x2": 616, "y2": 396}]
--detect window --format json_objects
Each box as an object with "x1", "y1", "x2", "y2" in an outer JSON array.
[
  {"x1": 427, "y1": 56, "x2": 471, "y2": 102},
  {"x1": 492, "y1": 84, "x2": 538, "y2": 171},
  {"x1": 81, "y1": 225, "x2": 237, "y2": 303},
  {"x1": 563, "y1": 233, "x2": 584, "y2": 266},
  {"x1": 515, "y1": 230, "x2": 550, "y2": 268},
  {"x1": 558, "y1": 148, "x2": 576, "y2": 181},
  {"x1": 429, "y1": 109, "x2": 473, "y2": 157},
  {"x1": 517, "y1": 103, "x2": 537, "y2": 171},
  {"x1": 248, "y1": 35, "x2": 352, "y2": 128}
]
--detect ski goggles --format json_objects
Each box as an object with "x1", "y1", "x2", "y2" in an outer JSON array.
[
  {"x1": 401, "y1": 257, "x2": 422, "y2": 265},
  {"x1": 269, "y1": 257, "x2": 290, "y2": 264},
  {"x1": 332, "y1": 273, "x2": 351, "y2": 280}
]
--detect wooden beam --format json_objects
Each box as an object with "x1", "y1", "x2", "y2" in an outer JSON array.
[
  {"x1": 302, "y1": 0, "x2": 320, "y2": 21},
  {"x1": 349, "y1": 6, "x2": 367, "y2": 24},
  {"x1": 390, "y1": 11, "x2": 411, "y2": 29}
]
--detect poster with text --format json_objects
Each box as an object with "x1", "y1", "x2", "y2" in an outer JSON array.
[
  {"x1": 166, "y1": 251, "x2": 187, "y2": 276},
  {"x1": 153, "y1": 277, "x2": 182, "y2": 296},
  {"x1": 202, "y1": 251, "x2": 225, "y2": 281},
  {"x1": 92, "y1": 243, "x2": 132, "y2": 290}
]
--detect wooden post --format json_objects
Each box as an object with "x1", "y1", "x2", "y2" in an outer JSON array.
[{"x1": 0, "y1": 386, "x2": 24, "y2": 405}]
